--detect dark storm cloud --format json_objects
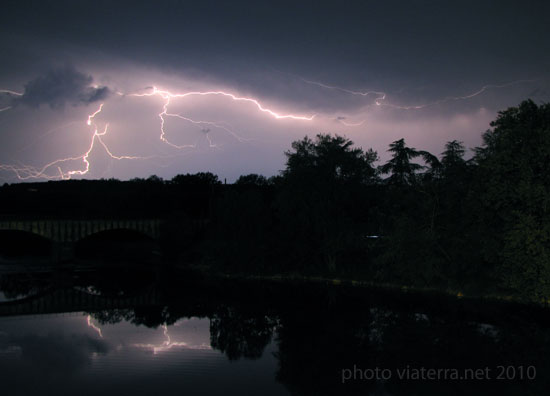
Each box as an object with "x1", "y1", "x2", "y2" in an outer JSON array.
[
  {"x1": 0, "y1": 0, "x2": 549, "y2": 182},
  {"x1": 2, "y1": 0, "x2": 549, "y2": 109},
  {"x1": 18, "y1": 66, "x2": 110, "y2": 109}
]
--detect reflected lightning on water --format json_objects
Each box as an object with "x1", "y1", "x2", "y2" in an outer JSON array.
[
  {"x1": 87, "y1": 314, "x2": 103, "y2": 338},
  {"x1": 133, "y1": 323, "x2": 211, "y2": 354}
]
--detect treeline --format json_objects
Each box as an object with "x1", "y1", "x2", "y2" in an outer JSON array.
[
  {"x1": 0, "y1": 173, "x2": 220, "y2": 218},
  {"x1": 201, "y1": 100, "x2": 550, "y2": 303},
  {"x1": 0, "y1": 100, "x2": 548, "y2": 303}
]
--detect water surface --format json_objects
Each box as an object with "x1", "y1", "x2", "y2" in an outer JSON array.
[{"x1": 0, "y1": 268, "x2": 549, "y2": 395}]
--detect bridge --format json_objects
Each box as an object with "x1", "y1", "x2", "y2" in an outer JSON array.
[
  {"x1": 0, "y1": 218, "x2": 162, "y2": 242},
  {"x1": 0, "y1": 217, "x2": 209, "y2": 262},
  {"x1": 0, "y1": 218, "x2": 165, "y2": 262}
]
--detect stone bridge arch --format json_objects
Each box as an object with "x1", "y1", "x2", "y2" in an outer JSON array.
[
  {"x1": 0, "y1": 219, "x2": 163, "y2": 262},
  {"x1": 0, "y1": 219, "x2": 162, "y2": 243}
]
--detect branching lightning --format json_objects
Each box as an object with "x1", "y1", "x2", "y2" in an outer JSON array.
[
  {"x1": 165, "y1": 112, "x2": 245, "y2": 144},
  {"x1": 0, "y1": 75, "x2": 540, "y2": 180},
  {"x1": 133, "y1": 323, "x2": 211, "y2": 354},
  {"x1": 129, "y1": 87, "x2": 316, "y2": 120},
  {"x1": 375, "y1": 79, "x2": 537, "y2": 110},
  {"x1": 301, "y1": 78, "x2": 386, "y2": 101},
  {"x1": 127, "y1": 86, "x2": 314, "y2": 149},
  {"x1": 0, "y1": 85, "x2": 315, "y2": 180},
  {"x1": 302, "y1": 77, "x2": 535, "y2": 110},
  {"x1": 0, "y1": 102, "x2": 152, "y2": 180},
  {"x1": 301, "y1": 77, "x2": 537, "y2": 126}
]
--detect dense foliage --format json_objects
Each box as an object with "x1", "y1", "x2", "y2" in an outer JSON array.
[
  {"x1": 1, "y1": 100, "x2": 549, "y2": 303},
  {"x1": 204, "y1": 100, "x2": 550, "y2": 303}
]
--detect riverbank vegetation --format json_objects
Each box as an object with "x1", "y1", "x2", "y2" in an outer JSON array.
[
  {"x1": 201, "y1": 100, "x2": 550, "y2": 304},
  {"x1": 0, "y1": 100, "x2": 548, "y2": 304}
]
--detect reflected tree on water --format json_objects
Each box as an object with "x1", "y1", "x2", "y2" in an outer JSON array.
[{"x1": 209, "y1": 305, "x2": 277, "y2": 360}]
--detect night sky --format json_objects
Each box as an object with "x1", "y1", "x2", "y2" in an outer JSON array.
[{"x1": 1, "y1": 0, "x2": 549, "y2": 182}]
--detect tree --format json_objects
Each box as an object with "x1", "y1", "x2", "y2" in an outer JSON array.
[
  {"x1": 474, "y1": 100, "x2": 550, "y2": 302},
  {"x1": 283, "y1": 134, "x2": 378, "y2": 186},
  {"x1": 210, "y1": 305, "x2": 276, "y2": 360},
  {"x1": 441, "y1": 140, "x2": 466, "y2": 172},
  {"x1": 277, "y1": 134, "x2": 378, "y2": 271},
  {"x1": 419, "y1": 150, "x2": 442, "y2": 180},
  {"x1": 146, "y1": 174, "x2": 163, "y2": 184},
  {"x1": 234, "y1": 174, "x2": 268, "y2": 187},
  {"x1": 171, "y1": 172, "x2": 221, "y2": 187},
  {"x1": 379, "y1": 138, "x2": 425, "y2": 185},
  {"x1": 375, "y1": 139, "x2": 450, "y2": 288}
]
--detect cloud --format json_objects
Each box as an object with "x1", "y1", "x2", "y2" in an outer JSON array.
[{"x1": 18, "y1": 66, "x2": 110, "y2": 109}]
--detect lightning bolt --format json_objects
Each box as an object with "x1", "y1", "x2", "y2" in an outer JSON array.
[
  {"x1": 296, "y1": 75, "x2": 538, "y2": 128},
  {"x1": 2, "y1": 74, "x2": 533, "y2": 179},
  {"x1": 127, "y1": 86, "x2": 314, "y2": 149},
  {"x1": 86, "y1": 103, "x2": 104, "y2": 126},
  {"x1": 165, "y1": 112, "x2": 247, "y2": 144},
  {"x1": 87, "y1": 314, "x2": 103, "y2": 338},
  {"x1": 204, "y1": 130, "x2": 219, "y2": 149},
  {"x1": 0, "y1": 103, "x2": 154, "y2": 180},
  {"x1": 336, "y1": 118, "x2": 365, "y2": 127},
  {"x1": 302, "y1": 77, "x2": 537, "y2": 113},
  {"x1": 0, "y1": 89, "x2": 23, "y2": 96},
  {"x1": 133, "y1": 323, "x2": 211, "y2": 354},
  {"x1": 301, "y1": 78, "x2": 386, "y2": 101},
  {"x1": 0, "y1": 89, "x2": 22, "y2": 114},
  {"x1": 376, "y1": 79, "x2": 537, "y2": 110},
  {"x1": 129, "y1": 87, "x2": 316, "y2": 120},
  {"x1": 0, "y1": 84, "x2": 315, "y2": 181}
]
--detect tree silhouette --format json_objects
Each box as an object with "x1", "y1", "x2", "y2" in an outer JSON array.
[
  {"x1": 234, "y1": 173, "x2": 269, "y2": 187},
  {"x1": 210, "y1": 305, "x2": 276, "y2": 360},
  {"x1": 380, "y1": 138, "x2": 425, "y2": 185},
  {"x1": 171, "y1": 172, "x2": 221, "y2": 187},
  {"x1": 474, "y1": 100, "x2": 550, "y2": 302},
  {"x1": 441, "y1": 140, "x2": 466, "y2": 171},
  {"x1": 283, "y1": 134, "x2": 378, "y2": 185},
  {"x1": 277, "y1": 134, "x2": 378, "y2": 271}
]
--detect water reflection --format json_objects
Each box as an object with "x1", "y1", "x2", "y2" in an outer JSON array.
[{"x1": 0, "y1": 268, "x2": 549, "y2": 395}]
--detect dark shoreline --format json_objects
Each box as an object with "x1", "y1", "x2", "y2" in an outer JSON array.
[{"x1": 2, "y1": 263, "x2": 548, "y2": 328}]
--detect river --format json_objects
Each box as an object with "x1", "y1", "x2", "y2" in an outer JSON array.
[{"x1": 0, "y1": 266, "x2": 548, "y2": 395}]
